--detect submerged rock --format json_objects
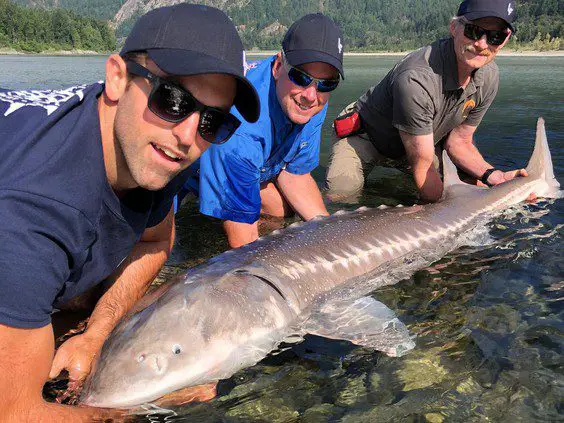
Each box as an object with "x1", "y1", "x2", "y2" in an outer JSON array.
[
  {"x1": 335, "y1": 375, "x2": 367, "y2": 407},
  {"x1": 301, "y1": 403, "x2": 337, "y2": 422},
  {"x1": 397, "y1": 349, "x2": 449, "y2": 391}
]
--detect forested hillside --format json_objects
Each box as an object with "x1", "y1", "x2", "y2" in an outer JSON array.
[
  {"x1": 0, "y1": 0, "x2": 115, "y2": 51},
  {"x1": 5, "y1": 0, "x2": 563, "y2": 52}
]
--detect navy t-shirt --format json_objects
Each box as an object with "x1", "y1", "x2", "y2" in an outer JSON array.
[{"x1": 0, "y1": 83, "x2": 185, "y2": 329}]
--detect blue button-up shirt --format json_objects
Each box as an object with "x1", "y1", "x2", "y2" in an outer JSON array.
[{"x1": 184, "y1": 55, "x2": 328, "y2": 224}]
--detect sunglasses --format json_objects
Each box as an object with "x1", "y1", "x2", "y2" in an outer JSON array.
[
  {"x1": 462, "y1": 22, "x2": 509, "y2": 46},
  {"x1": 125, "y1": 60, "x2": 241, "y2": 144},
  {"x1": 282, "y1": 52, "x2": 340, "y2": 93}
]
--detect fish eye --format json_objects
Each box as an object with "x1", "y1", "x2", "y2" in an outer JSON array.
[
  {"x1": 172, "y1": 344, "x2": 182, "y2": 355},
  {"x1": 137, "y1": 354, "x2": 145, "y2": 363}
]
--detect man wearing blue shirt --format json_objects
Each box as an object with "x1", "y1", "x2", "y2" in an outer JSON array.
[
  {"x1": 0, "y1": 5, "x2": 259, "y2": 420},
  {"x1": 184, "y1": 14, "x2": 344, "y2": 248}
]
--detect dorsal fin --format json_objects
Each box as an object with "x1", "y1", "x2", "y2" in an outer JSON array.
[
  {"x1": 525, "y1": 118, "x2": 561, "y2": 198},
  {"x1": 442, "y1": 150, "x2": 484, "y2": 199},
  {"x1": 442, "y1": 149, "x2": 463, "y2": 189}
]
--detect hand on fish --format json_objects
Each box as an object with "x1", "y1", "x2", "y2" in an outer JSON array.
[
  {"x1": 152, "y1": 382, "x2": 218, "y2": 407},
  {"x1": 49, "y1": 332, "x2": 106, "y2": 403},
  {"x1": 479, "y1": 168, "x2": 537, "y2": 202}
]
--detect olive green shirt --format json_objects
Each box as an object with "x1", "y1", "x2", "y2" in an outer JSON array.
[{"x1": 356, "y1": 37, "x2": 499, "y2": 159}]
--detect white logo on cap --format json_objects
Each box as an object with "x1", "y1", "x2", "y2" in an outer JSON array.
[
  {"x1": 337, "y1": 37, "x2": 343, "y2": 54},
  {"x1": 507, "y1": 3, "x2": 514, "y2": 15}
]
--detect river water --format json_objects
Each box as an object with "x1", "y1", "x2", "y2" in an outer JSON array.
[{"x1": 2, "y1": 54, "x2": 562, "y2": 422}]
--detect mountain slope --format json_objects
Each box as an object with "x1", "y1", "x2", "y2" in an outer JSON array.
[{"x1": 11, "y1": 0, "x2": 564, "y2": 51}]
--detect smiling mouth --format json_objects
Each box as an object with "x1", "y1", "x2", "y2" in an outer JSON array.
[
  {"x1": 294, "y1": 98, "x2": 313, "y2": 111},
  {"x1": 151, "y1": 143, "x2": 183, "y2": 162}
]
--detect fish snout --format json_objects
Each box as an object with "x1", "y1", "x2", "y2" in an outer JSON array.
[{"x1": 138, "y1": 352, "x2": 169, "y2": 375}]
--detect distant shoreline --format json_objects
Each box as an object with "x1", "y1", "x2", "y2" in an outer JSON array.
[
  {"x1": 1, "y1": 48, "x2": 563, "y2": 57},
  {"x1": 0, "y1": 48, "x2": 108, "y2": 56},
  {"x1": 248, "y1": 49, "x2": 564, "y2": 57}
]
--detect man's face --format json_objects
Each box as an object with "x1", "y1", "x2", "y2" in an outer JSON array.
[
  {"x1": 450, "y1": 17, "x2": 511, "y2": 71},
  {"x1": 272, "y1": 55, "x2": 339, "y2": 125},
  {"x1": 113, "y1": 59, "x2": 237, "y2": 191}
]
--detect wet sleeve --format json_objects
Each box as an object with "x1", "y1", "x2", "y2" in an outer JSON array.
[
  {"x1": 198, "y1": 134, "x2": 263, "y2": 224},
  {"x1": 465, "y1": 69, "x2": 499, "y2": 127},
  {"x1": 392, "y1": 70, "x2": 436, "y2": 136},
  {"x1": 0, "y1": 191, "x2": 92, "y2": 328},
  {"x1": 285, "y1": 104, "x2": 327, "y2": 175}
]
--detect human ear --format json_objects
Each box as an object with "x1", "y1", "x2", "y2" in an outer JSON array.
[
  {"x1": 104, "y1": 54, "x2": 128, "y2": 102},
  {"x1": 449, "y1": 20, "x2": 458, "y2": 37},
  {"x1": 272, "y1": 52, "x2": 283, "y2": 81},
  {"x1": 498, "y1": 30, "x2": 512, "y2": 49}
]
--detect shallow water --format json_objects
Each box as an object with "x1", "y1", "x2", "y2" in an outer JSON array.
[{"x1": 2, "y1": 54, "x2": 562, "y2": 422}]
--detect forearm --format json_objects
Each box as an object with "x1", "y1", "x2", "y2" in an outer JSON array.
[
  {"x1": 27, "y1": 401, "x2": 123, "y2": 422},
  {"x1": 223, "y1": 220, "x2": 259, "y2": 248},
  {"x1": 276, "y1": 171, "x2": 329, "y2": 220},
  {"x1": 0, "y1": 324, "x2": 123, "y2": 422},
  {"x1": 446, "y1": 139, "x2": 493, "y2": 179},
  {"x1": 83, "y1": 237, "x2": 172, "y2": 343},
  {"x1": 445, "y1": 124, "x2": 493, "y2": 179},
  {"x1": 411, "y1": 159, "x2": 443, "y2": 203},
  {"x1": 400, "y1": 131, "x2": 443, "y2": 203}
]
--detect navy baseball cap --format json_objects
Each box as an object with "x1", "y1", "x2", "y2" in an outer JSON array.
[
  {"x1": 282, "y1": 13, "x2": 345, "y2": 79},
  {"x1": 121, "y1": 4, "x2": 259, "y2": 122},
  {"x1": 457, "y1": 0, "x2": 517, "y2": 32}
]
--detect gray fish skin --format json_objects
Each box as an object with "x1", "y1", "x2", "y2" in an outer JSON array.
[{"x1": 81, "y1": 119, "x2": 560, "y2": 408}]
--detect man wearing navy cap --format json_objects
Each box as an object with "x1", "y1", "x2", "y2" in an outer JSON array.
[
  {"x1": 180, "y1": 13, "x2": 344, "y2": 248},
  {"x1": 0, "y1": 4, "x2": 259, "y2": 419},
  {"x1": 326, "y1": 0, "x2": 528, "y2": 203}
]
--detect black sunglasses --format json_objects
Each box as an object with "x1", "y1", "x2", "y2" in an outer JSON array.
[
  {"x1": 462, "y1": 22, "x2": 509, "y2": 46},
  {"x1": 125, "y1": 60, "x2": 241, "y2": 144},
  {"x1": 282, "y1": 52, "x2": 340, "y2": 93}
]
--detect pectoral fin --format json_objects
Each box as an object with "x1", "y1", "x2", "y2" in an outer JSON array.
[{"x1": 303, "y1": 296, "x2": 415, "y2": 357}]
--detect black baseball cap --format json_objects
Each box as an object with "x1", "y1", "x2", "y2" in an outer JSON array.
[
  {"x1": 282, "y1": 13, "x2": 345, "y2": 79},
  {"x1": 120, "y1": 4, "x2": 259, "y2": 122},
  {"x1": 457, "y1": 0, "x2": 517, "y2": 32}
]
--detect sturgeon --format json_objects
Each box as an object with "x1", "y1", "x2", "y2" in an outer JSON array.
[{"x1": 81, "y1": 118, "x2": 560, "y2": 408}]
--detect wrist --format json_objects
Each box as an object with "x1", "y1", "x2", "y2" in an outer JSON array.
[
  {"x1": 480, "y1": 168, "x2": 499, "y2": 187},
  {"x1": 81, "y1": 326, "x2": 111, "y2": 346}
]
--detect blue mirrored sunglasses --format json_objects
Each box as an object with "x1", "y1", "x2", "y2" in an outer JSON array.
[{"x1": 282, "y1": 51, "x2": 340, "y2": 93}]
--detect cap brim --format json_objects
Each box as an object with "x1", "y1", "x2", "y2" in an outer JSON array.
[
  {"x1": 147, "y1": 49, "x2": 260, "y2": 123},
  {"x1": 462, "y1": 12, "x2": 516, "y2": 32},
  {"x1": 284, "y1": 50, "x2": 345, "y2": 80}
]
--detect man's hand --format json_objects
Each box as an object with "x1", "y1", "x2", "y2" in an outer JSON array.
[
  {"x1": 153, "y1": 382, "x2": 218, "y2": 407},
  {"x1": 49, "y1": 332, "x2": 106, "y2": 399},
  {"x1": 485, "y1": 168, "x2": 528, "y2": 186},
  {"x1": 483, "y1": 168, "x2": 537, "y2": 202}
]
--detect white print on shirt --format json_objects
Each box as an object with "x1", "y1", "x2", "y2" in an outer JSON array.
[{"x1": 0, "y1": 85, "x2": 89, "y2": 116}]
